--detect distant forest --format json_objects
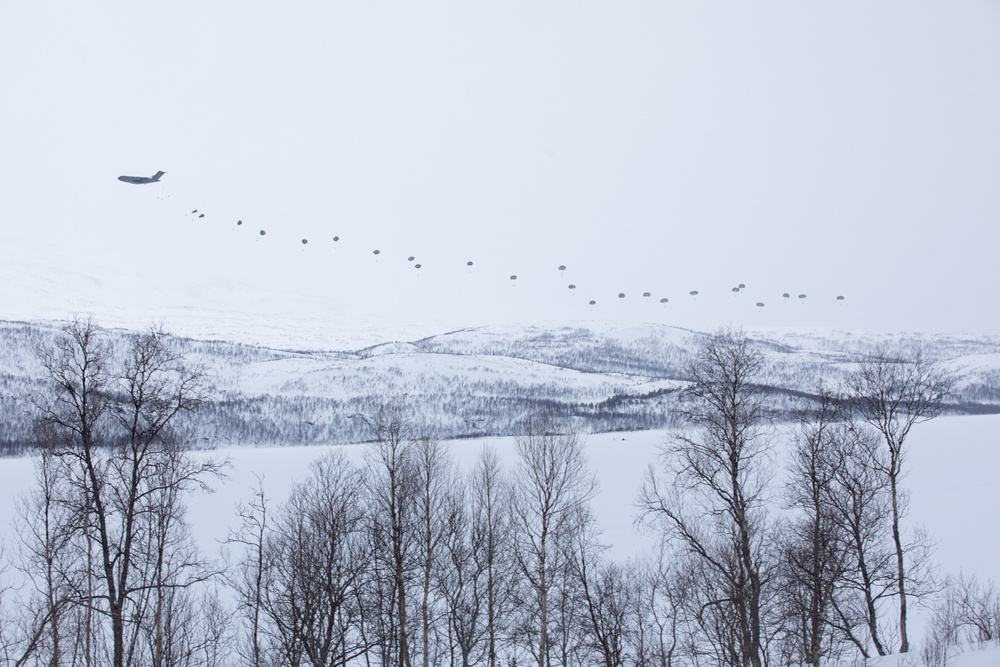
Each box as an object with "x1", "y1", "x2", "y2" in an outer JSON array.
[{"x1": 2, "y1": 319, "x2": 1000, "y2": 456}]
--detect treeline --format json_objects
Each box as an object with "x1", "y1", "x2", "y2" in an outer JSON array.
[{"x1": 1, "y1": 321, "x2": 999, "y2": 667}]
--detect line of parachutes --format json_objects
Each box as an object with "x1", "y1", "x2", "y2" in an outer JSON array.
[{"x1": 172, "y1": 190, "x2": 846, "y2": 311}]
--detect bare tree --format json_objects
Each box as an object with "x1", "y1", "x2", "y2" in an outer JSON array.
[
  {"x1": 846, "y1": 345, "x2": 952, "y2": 653},
  {"x1": 630, "y1": 547, "x2": 699, "y2": 667},
  {"x1": 951, "y1": 573, "x2": 1000, "y2": 645},
  {"x1": 434, "y1": 445, "x2": 517, "y2": 667},
  {"x1": 511, "y1": 414, "x2": 597, "y2": 667},
  {"x1": 32, "y1": 319, "x2": 223, "y2": 667},
  {"x1": 227, "y1": 477, "x2": 269, "y2": 667},
  {"x1": 548, "y1": 542, "x2": 586, "y2": 667},
  {"x1": 137, "y1": 446, "x2": 225, "y2": 667},
  {"x1": 8, "y1": 446, "x2": 80, "y2": 667},
  {"x1": 189, "y1": 587, "x2": 234, "y2": 667},
  {"x1": 364, "y1": 405, "x2": 419, "y2": 667},
  {"x1": 470, "y1": 447, "x2": 515, "y2": 667},
  {"x1": 823, "y1": 428, "x2": 896, "y2": 658},
  {"x1": 137, "y1": 580, "x2": 232, "y2": 667},
  {"x1": 640, "y1": 328, "x2": 777, "y2": 667},
  {"x1": 927, "y1": 573, "x2": 1000, "y2": 655},
  {"x1": 922, "y1": 579, "x2": 965, "y2": 667},
  {"x1": 572, "y1": 539, "x2": 636, "y2": 667},
  {"x1": 258, "y1": 451, "x2": 372, "y2": 667},
  {"x1": 436, "y1": 478, "x2": 480, "y2": 667},
  {"x1": 779, "y1": 390, "x2": 851, "y2": 667},
  {"x1": 412, "y1": 436, "x2": 452, "y2": 667},
  {"x1": 0, "y1": 546, "x2": 23, "y2": 667}
]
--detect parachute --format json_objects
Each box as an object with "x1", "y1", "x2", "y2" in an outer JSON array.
[
  {"x1": 301, "y1": 239, "x2": 308, "y2": 244},
  {"x1": 558, "y1": 265, "x2": 567, "y2": 271},
  {"x1": 689, "y1": 290, "x2": 699, "y2": 296},
  {"x1": 510, "y1": 275, "x2": 517, "y2": 281},
  {"x1": 467, "y1": 261, "x2": 474, "y2": 266},
  {"x1": 373, "y1": 250, "x2": 381, "y2": 256},
  {"x1": 782, "y1": 293, "x2": 790, "y2": 298},
  {"x1": 259, "y1": 230, "x2": 266, "y2": 236},
  {"x1": 738, "y1": 283, "x2": 746, "y2": 289},
  {"x1": 237, "y1": 220, "x2": 243, "y2": 226},
  {"x1": 568, "y1": 284, "x2": 576, "y2": 289},
  {"x1": 198, "y1": 214, "x2": 205, "y2": 219},
  {"x1": 414, "y1": 264, "x2": 422, "y2": 269},
  {"x1": 659, "y1": 298, "x2": 668, "y2": 303},
  {"x1": 408, "y1": 256, "x2": 415, "y2": 262},
  {"x1": 756, "y1": 302, "x2": 765, "y2": 307},
  {"x1": 798, "y1": 294, "x2": 807, "y2": 299},
  {"x1": 643, "y1": 292, "x2": 651, "y2": 297},
  {"x1": 589, "y1": 300, "x2": 597, "y2": 305},
  {"x1": 332, "y1": 236, "x2": 340, "y2": 242},
  {"x1": 837, "y1": 295, "x2": 846, "y2": 301},
  {"x1": 618, "y1": 293, "x2": 625, "y2": 299},
  {"x1": 732, "y1": 287, "x2": 740, "y2": 293}
]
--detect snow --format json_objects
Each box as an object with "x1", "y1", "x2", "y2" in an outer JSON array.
[
  {"x1": 949, "y1": 646, "x2": 1000, "y2": 667},
  {"x1": 4, "y1": 415, "x2": 996, "y2": 589},
  {"x1": 848, "y1": 646, "x2": 1000, "y2": 667},
  {"x1": 906, "y1": 415, "x2": 1000, "y2": 584}
]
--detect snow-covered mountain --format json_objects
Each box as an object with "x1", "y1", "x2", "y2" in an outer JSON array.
[{"x1": 3, "y1": 317, "x2": 999, "y2": 453}]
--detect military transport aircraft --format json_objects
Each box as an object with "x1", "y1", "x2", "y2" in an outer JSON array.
[{"x1": 118, "y1": 171, "x2": 165, "y2": 184}]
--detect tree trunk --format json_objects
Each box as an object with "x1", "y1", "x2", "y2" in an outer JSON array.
[
  {"x1": 537, "y1": 529, "x2": 548, "y2": 667},
  {"x1": 889, "y1": 471, "x2": 909, "y2": 653}
]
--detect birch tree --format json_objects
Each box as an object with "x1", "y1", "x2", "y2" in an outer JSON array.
[
  {"x1": 640, "y1": 328, "x2": 777, "y2": 667},
  {"x1": 511, "y1": 415, "x2": 597, "y2": 667},
  {"x1": 847, "y1": 345, "x2": 951, "y2": 653}
]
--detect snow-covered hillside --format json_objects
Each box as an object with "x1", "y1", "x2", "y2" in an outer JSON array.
[{"x1": 3, "y1": 318, "x2": 1000, "y2": 454}]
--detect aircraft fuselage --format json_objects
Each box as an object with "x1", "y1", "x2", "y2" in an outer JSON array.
[{"x1": 118, "y1": 171, "x2": 165, "y2": 185}]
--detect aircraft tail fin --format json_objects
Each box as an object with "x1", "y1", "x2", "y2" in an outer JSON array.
[{"x1": 151, "y1": 171, "x2": 166, "y2": 181}]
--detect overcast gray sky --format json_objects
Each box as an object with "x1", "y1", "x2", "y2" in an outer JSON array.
[{"x1": 2, "y1": 2, "x2": 999, "y2": 344}]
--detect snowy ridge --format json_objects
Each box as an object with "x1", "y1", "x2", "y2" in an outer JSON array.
[{"x1": 2, "y1": 318, "x2": 1000, "y2": 452}]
